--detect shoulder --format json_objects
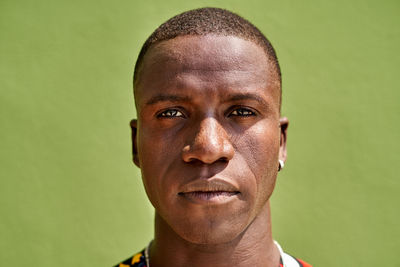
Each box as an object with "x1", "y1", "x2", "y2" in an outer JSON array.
[
  {"x1": 281, "y1": 251, "x2": 312, "y2": 267},
  {"x1": 114, "y1": 249, "x2": 147, "y2": 267},
  {"x1": 275, "y1": 241, "x2": 312, "y2": 267}
]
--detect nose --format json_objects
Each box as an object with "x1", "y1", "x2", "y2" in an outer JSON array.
[{"x1": 182, "y1": 117, "x2": 234, "y2": 164}]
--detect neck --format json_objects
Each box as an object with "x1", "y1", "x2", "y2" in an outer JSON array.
[{"x1": 149, "y1": 201, "x2": 280, "y2": 267}]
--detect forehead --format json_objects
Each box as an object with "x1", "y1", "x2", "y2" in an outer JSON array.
[{"x1": 134, "y1": 35, "x2": 280, "y2": 109}]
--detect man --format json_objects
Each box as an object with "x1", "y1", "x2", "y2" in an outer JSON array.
[{"x1": 116, "y1": 7, "x2": 311, "y2": 267}]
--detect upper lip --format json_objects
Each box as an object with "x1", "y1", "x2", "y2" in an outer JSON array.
[{"x1": 179, "y1": 178, "x2": 239, "y2": 194}]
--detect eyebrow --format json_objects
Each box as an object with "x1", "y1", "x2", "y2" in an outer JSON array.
[
  {"x1": 145, "y1": 94, "x2": 192, "y2": 106},
  {"x1": 223, "y1": 93, "x2": 269, "y2": 107},
  {"x1": 144, "y1": 92, "x2": 269, "y2": 108}
]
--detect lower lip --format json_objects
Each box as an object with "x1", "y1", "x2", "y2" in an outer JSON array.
[{"x1": 179, "y1": 191, "x2": 239, "y2": 204}]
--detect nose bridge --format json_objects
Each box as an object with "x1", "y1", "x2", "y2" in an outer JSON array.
[
  {"x1": 198, "y1": 116, "x2": 223, "y2": 147},
  {"x1": 183, "y1": 116, "x2": 234, "y2": 163}
]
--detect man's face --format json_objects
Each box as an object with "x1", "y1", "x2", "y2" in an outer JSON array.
[{"x1": 132, "y1": 35, "x2": 287, "y2": 244}]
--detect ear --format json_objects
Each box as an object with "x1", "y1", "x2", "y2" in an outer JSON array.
[
  {"x1": 130, "y1": 119, "x2": 140, "y2": 168},
  {"x1": 278, "y1": 117, "x2": 289, "y2": 164}
]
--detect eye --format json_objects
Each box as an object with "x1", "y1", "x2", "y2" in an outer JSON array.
[
  {"x1": 229, "y1": 107, "x2": 256, "y2": 117},
  {"x1": 157, "y1": 109, "x2": 185, "y2": 118}
]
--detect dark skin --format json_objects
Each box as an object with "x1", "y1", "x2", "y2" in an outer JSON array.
[{"x1": 131, "y1": 35, "x2": 288, "y2": 267}]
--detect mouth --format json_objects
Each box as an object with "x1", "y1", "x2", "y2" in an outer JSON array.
[
  {"x1": 178, "y1": 178, "x2": 240, "y2": 204},
  {"x1": 178, "y1": 191, "x2": 239, "y2": 202}
]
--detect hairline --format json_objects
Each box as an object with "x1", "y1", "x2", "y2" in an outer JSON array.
[{"x1": 136, "y1": 34, "x2": 277, "y2": 80}]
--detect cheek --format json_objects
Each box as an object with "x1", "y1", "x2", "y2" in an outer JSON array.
[
  {"x1": 242, "y1": 122, "x2": 280, "y2": 170},
  {"x1": 237, "y1": 122, "x2": 280, "y2": 199},
  {"x1": 137, "y1": 129, "x2": 169, "y2": 205},
  {"x1": 137, "y1": 125, "x2": 185, "y2": 209}
]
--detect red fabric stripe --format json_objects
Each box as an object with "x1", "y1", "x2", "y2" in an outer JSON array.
[{"x1": 297, "y1": 258, "x2": 312, "y2": 267}]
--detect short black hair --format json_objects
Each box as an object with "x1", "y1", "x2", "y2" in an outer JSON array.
[{"x1": 134, "y1": 7, "x2": 281, "y2": 90}]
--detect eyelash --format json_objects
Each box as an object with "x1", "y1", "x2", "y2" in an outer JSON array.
[
  {"x1": 156, "y1": 107, "x2": 256, "y2": 119},
  {"x1": 157, "y1": 109, "x2": 185, "y2": 118},
  {"x1": 228, "y1": 107, "x2": 256, "y2": 117}
]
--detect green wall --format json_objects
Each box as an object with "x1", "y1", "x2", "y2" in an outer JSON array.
[{"x1": 1, "y1": 0, "x2": 399, "y2": 266}]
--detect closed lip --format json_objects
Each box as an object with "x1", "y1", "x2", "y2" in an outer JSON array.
[
  {"x1": 178, "y1": 178, "x2": 240, "y2": 194},
  {"x1": 178, "y1": 178, "x2": 240, "y2": 203}
]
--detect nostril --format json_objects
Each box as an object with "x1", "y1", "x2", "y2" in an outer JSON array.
[
  {"x1": 218, "y1": 157, "x2": 229, "y2": 163},
  {"x1": 184, "y1": 157, "x2": 229, "y2": 165},
  {"x1": 185, "y1": 157, "x2": 202, "y2": 164}
]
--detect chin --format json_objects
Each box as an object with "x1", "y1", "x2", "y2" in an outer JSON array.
[{"x1": 174, "y1": 215, "x2": 248, "y2": 245}]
